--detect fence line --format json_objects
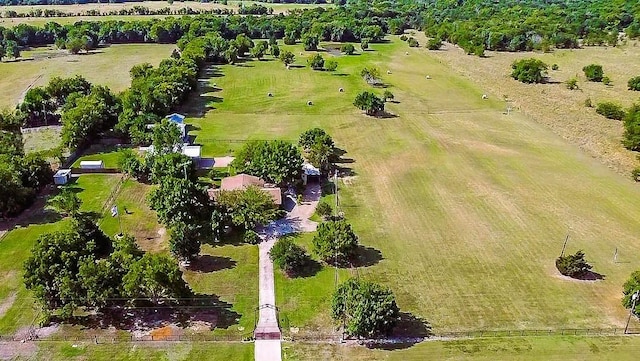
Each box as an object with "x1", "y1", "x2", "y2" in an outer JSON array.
[{"x1": 2, "y1": 327, "x2": 638, "y2": 344}]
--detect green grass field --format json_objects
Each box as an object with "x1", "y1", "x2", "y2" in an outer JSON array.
[
  {"x1": 181, "y1": 37, "x2": 640, "y2": 334},
  {"x1": 0, "y1": 43, "x2": 175, "y2": 108},
  {"x1": 286, "y1": 336, "x2": 640, "y2": 361}
]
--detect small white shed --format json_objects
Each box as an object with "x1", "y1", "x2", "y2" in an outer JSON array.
[
  {"x1": 80, "y1": 160, "x2": 104, "y2": 169},
  {"x1": 53, "y1": 169, "x2": 72, "y2": 185},
  {"x1": 182, "y1": 145, "x2": 202, "y2": 159}
]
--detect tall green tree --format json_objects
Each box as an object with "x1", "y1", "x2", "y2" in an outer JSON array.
[
  {"x1": 307, "y1": 53, "x2": 325, "y2": 70},
  {"x1": 302, "y1": 34, "x2": 319, "y2": 51},
  {"x1": 312, "y1": 219, "x2": 359, "y2": 263},
  {"x1": 152, "y1": 118, "x2": 183, "y2": 155},
  {"x1": 583, "y1": 64, "x2": 604, "y2": 82},
  {"x1": 279, "y1": 50, "x2": 295, "y2": 67},
  {"x1": 331, "y1": 278, "x2": 400, "y2": 338},
  {"x1": 622, "y1": 270, "x2": 640, "y2": 315},
  {"x1": 353, "y1": 91, "x2": 385, "y2": 116},
  {"x1": 122, "y1": 253, "x2": 191, "y2": 303},
  {"x1": 623, "y1": 104, "x2": 640, "y2": 151}
]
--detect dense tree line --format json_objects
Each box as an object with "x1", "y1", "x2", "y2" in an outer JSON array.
[
  {"x1": 24, "y1": 213, "x2": 192, "y2": 319},
  {"x1": 1, "y1": 1, "x2": 639, "y2": 58},
  {"x1": 0, "y1": 110, "x2": 52, "y2": 218},
  {"x1": 2, "y1": 6, "x2": 232, "y2": 19}
]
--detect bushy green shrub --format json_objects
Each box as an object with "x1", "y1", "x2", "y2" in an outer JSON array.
[
  {"x1": 316, "y1": 201, "x2": 332, "y2": 217},
  {"x1": 565, "y1": 77, "x2": 578, "y2": 90},
  {"x1": 596, "y1": 101, "x2": 625, "y2": 120},
  {"x1": 556, "y1": 250, "x2": 592, "y2": 278},
  {"x1": 628, "y1": 76, "x2": 640, "y2": 91},
  {"x1": 583, "y1": 64, "x2": 604, "y2": 82},
  {"x1": 511, "y1": 58, "x2": 548, "y2": 83},
  {"x1": 427, "y1": 38, "x2": 442, "y2": 50},
  {"x1": 551, "y1": 63, "x2": 559, "y2": 70}
]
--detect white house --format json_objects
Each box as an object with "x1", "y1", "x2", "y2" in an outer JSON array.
[{"x1": 53, "y1": 169, "x2": 72, "y2": 185}]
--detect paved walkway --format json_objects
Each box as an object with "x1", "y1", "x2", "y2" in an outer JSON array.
[{"x1": 254, "y1": 183, "x2": 321, "y2": 361}]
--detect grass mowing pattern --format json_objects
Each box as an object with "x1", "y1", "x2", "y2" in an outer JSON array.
[{"x1": 181, "y1": 38, "x2": 640, "y2": 333}]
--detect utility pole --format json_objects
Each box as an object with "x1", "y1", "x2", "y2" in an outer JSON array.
[
  {"x1": 624, "y1": 290, "x2": 639, "y2": 334},
  {"x1": 560, "y1": 229, "x2": 570, "y2": 257}
]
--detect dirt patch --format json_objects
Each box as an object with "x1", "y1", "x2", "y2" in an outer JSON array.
[
  {"x1": 149, "y1": 325, "x2": 183, "y2": 340},
  {"x1": 0, "y1": 342, "x2": 37, "y2": 360},
  {"x1": 0, "y1": 293, "x2": 17, "y2": 318}
]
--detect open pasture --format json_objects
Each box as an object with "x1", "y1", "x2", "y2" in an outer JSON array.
[
  {"x1": 184, "y1": 37, "x2": 640, "y2": 333},
  {"x1": 424, "y1": 36, "x2": 640, "y2": 176},
  {"x1": 0, "y1": 43, "x2": 175, "y2": 108}
]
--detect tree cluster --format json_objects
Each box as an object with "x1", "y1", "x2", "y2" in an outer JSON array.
[
  {"x1": 269, "y1": 236, "x2": 311, "y2": 275},
  {"x1": 215, "y1": 186, "x2": 280, "y2": 239},
  {"x1": 23, "y1": 215, "x2": 191, "y2": 319},
  {"x1": 232, "y1": 140, "x2": 304, "y2": 186},
  {"x1": 299, "y1": 128, "x2": 336, "y2": 172},
  {"x1": 354, "y1": 91, "x2": 385, "y2": 116},
  {"x1": 596, "y1": 101, "x2": 626, "y2": 120},
  {"x1": 622, "y1": 270, "x2": 640, "y2": 315},
  {"x1": 0, "y1": 110, "x2": 52, "y2": 218}
]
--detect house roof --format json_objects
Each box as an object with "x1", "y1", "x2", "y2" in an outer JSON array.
[
  {"x1": 220, "y1": 174, "x2": 265, "y2": 190},
  {"x1": 54, "y1": 169, "x2": 71, "y2": 177},
  {"x1": 303, "y1": 162, "x2": 321, "y2": 176},
  {"x1": 165, "y1": 113, "x2": 186, "y2": 124},
  {"x1": 215, "y1": 174, "x2": 282, "y2": 205}
]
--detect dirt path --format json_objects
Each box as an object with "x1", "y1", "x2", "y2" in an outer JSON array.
[{"x1": 254, "y1": 183, "x2": 321, "y2": 361}]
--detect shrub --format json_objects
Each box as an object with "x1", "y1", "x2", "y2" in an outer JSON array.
[
  {"x1": 583, "y1": 64, "x2": 604, "y2": 82},
  {"x1": 427, "y1": 38, "x2": 442, "y2": 50},
  {"x1": 556, "y1": 250, "x2": 592, "y2": 278},
  {"x1": 325, "y1": 59, "x2": 338, "y2": 72},
  {"x1": 361, "y1": 38, "x2": 369, "y2": 50},
  {"x1": 407, "y1": 37, "x2": 419, "y2": 47},
  {"x1": 399, "y1": 35, "x2": 408, "y2": 41},
  {"x1": 307, "y1": 53, "x2": 324, "y2": 70},
  {"x1": 316, "y1": 201, "x2": 332, "y2": 217},
  {"x1": 623, "y1": 104, "x2": 640, "y2": 151},
  {"x1": 382, "y1": 90, "x2": 394, "y2": 102},
  {"x1": 270, "y1": 237, "x2": 309, "y2": 275},
  {"x1": 631, "y1": 168, "x2": 640, "y2": 182},
  {"x1": 602, "y1": 76, "x2": 611, "y2": 86},
  {"x1": 565, "y1": 77, "x2": 579, "y2": 90},
  {"x1": 551, "y1": 63, "x2": 559, "y2": 70},
  {"x1": 340, "y1": 43, "x2": 355, "y2": 55},
  {"x1": 596, "y1": 101, "x2": 625, "y2": 120},
  {"x1": 243, "y1": 229, "x2": 260, "y2": 244},
  {"x1": 628, "y1": 76, "x2": 640, "y2": 91},
  {"x1": 584, "y1": 98, "x2": 593, "y2": 108},
  {"x1": 511, "y1": 58, "x2": 548, "y2": 84}
]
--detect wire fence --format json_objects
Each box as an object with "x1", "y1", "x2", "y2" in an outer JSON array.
[{"x1": 3, "y1": 326, "x2": 639, "y2": 344}]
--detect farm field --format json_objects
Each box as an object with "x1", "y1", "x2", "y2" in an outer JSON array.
[
  {"x1": 182, "y1": 37, "x2": 640, "y2": 334},
  {"x1": 0, "y1": 1, "x2": 333, "y2": 27},
  {"x1": 424, "y1": 36, "x2": 640, "y2": 176},
  {"x1": 0, "y1": 43, "x2": 175, "y2": 108}
]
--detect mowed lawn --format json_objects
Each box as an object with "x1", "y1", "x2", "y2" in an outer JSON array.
[
  {"x1": 286, "y1": 336, "x2": 640, "y2": 361},
  {"x1": 0, "y1": 43, "x2": 175, "y2": 108},
  {"x1": 183, "y1": 38, "x2": 640, "y2": 333}
]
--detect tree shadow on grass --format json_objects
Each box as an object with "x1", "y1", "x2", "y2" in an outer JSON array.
[
  {"x1": 187, "y1": 255, "x2": 237, "y2": 273},
  {"x1": 287, "y1": 258, "x2": 322, "y2": 278},
  {"x1": 350, "y1": 245, "x2": 383, "y2": 268},
  {"x1": 57, "y1": 294, "x2": 241, "y2": 332},
  {"x1": 575, "y1": 271, "x2": 605, "y2": 281},
  {"x1": 365, "y1": 312, "x2": 432, "y2": 350}
]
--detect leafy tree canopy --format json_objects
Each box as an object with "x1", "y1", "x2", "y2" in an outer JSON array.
[
  {"x1": 312, "y1": 219, "x2": 359, "y2": 263},
  {"x1": 232, "y1": 140, "x2": 304, "y2": 186},
  {"x1": 331, "y1": 277, "x2": 400, "y2": 338},
  {"x1": 511, "y1": 58, "x2": 548, "y2": 84}
]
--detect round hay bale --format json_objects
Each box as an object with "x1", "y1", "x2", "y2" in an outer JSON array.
[
  {"x1": 405, "y1": 52, "x2": 409, "y2": 55},
  {"x1": 300, "y1": 52, "x2": 303, "y2": 56},
  {"x1": 268, "y1": 92, "x2": 273, "y2": 97},
  {"x1": 425, "y1": 75, "x2": 431, "y2": 79},
  {"x1": 339, "y1": 88, "x2": 344, "y2": 92},
  {"x1": 213, "y1": 83, "x2": 217, "y2": 87},
  {"x1": 482, "y1": 94, "x2": 488, "y2": 100},
  {"x1": 387, "y1": 70, "x2": 392, "y2": 74},
  {"x1": 307, "y1": 101, "x2": 313, "y2": 106}
]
